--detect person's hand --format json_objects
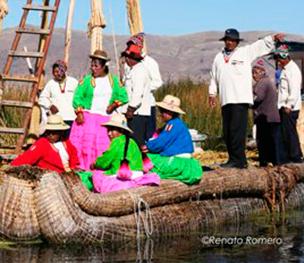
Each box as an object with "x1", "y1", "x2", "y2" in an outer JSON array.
[
  {"x1": 283, "y1": 107, "x2": 292, "y2": 114},
  {"x1": 90, "y1": 163, "x2": 96, "y2": 170},
  {"x1": 209, "y1": 96, "x2": 217, "y2": 108},
  {"x1": 125, "y1": 106, "x2": 136, "y2": 119},
  {"x1": 141, "y1": 145, "x2": 149, "y2": 153},
  {"x1": 50, "y1": 105, "x2": 59, "y2": 114},
  {"x1": 273, "y1": 33, "x2": 285, "y2": 43},
  {"x1": 106, "y1": 103, "x2": 117, "y2": 114},
  {"x1": 75, "y1": 111, "x2": 84, "y2": 124}
]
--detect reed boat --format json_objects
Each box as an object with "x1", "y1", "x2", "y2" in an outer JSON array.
[{"x1": 0, "y1": 164, "x2": 304, "y2": 245}]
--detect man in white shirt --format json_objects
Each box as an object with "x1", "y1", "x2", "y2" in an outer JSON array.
[
  {"x1": 208, "y1": 29, "x2": 284, "y2": 168},
  {"x1": 122, "y1": 44, "x2": 153, "y2": 146},
  {"x1": 121, "y1": 32, "x2": 163, "y2": 140},
  {"x1": 275, "y1": 44, "x2": 303, "y2": 163},
  {"x1": 39, "y1": 60, "x2": 78, "y2": 137}
]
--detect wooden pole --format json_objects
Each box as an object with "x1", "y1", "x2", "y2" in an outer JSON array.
[
  {"x1": 64, "y1": 0, "x2": 75, "y2": 65},
  {"x1": 109, "y1": 5, "x2": 119, "y2": 75},
  {"x1": 126, "y1": 0, "x2": 143, "y2": 35},
  {"x1": 88, "y1": 0, "x2": 106, "y2": 54},
  {"x1": 126, "y1": 0, "x2": 146, "y2": 52}
]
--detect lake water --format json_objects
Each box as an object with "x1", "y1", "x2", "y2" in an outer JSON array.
[{"x1": 1, "y1": 210, "x2": 304, "y2": 262}]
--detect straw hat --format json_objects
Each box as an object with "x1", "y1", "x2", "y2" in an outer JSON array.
[
  {"x1": 102, "y1": 113, "x2": 133, "y2": 133},
  {"x1": 89, "y1": 50, "x2": 111, "y2": 61},
  {"x1": 43, "y1": 115, "x2": 70, "y2": 131},
  {"x1": 156, "y1": 95, "x2": 185, "y2": 114}
]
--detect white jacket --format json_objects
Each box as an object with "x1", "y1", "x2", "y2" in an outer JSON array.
[
  {"x1": 278, "y1": 60, "x2": 302, "y2": 111},
  {"x1": 124, "y1": 62, "x2": 152, "y2": 116},
  {"x1": 123, "y1": 54, "x2": 162, "y2": 107},
  {"x1": 142, "y1": 55, "x2": 163, "y2": 106},
  {"x1": 39, "y1": 76, "x2": 78, "y2": 121},
  {"x1": 209, "y1": 36, "x2": 275, "y2": 106}
]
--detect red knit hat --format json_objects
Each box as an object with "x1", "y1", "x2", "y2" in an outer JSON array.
[
  {"x1": 121, "y1": 44, "x2": 144, "y2": 61},
  {"x1": 127, "y1": 32, "x2": 145, "y2": 50}
]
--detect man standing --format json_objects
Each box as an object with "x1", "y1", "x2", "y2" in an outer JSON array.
[
  {"x1": 121, "y1": 32, "x2": 163, "y2": 139},
  {"x1": 121, "y1": 44, "x2": 153, "y2": 146},
  {"x1": 275, "y1": 44, "x2": 303, "y2": 163},
  {"x1": 208, "y1": 29, "x2": 284, "y2": 168}
]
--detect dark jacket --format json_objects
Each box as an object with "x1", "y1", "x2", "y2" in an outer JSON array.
[{"x1": 253, "y1": 76, "x2": 280, "y2": 123}]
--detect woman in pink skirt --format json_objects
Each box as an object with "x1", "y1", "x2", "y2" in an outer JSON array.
[{"x1": 70, "y1": 50, "x2": 128, "y2": 170}]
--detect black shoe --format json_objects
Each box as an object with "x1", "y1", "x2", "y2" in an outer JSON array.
[
  {"x1": 291, "y1": 159, "x2": 304, "y2": 164},
  {"x1": 234, "y1": 163, "x2": 248, "y2": 169},
  {"x1": 220, "y1": 161, "x2": 248, "y2": 169},
  {"x1": 220, "y1": 161, "x2": 233, "y2": 168}
]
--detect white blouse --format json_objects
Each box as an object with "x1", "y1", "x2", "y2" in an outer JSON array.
[{"x1": 90, "y1": 76, "x2": 112, "y2": 115}]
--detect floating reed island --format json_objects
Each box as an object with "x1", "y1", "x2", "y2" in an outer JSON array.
[{"x1": 0, "y1": 164, "x2": 304, "y2": 245}]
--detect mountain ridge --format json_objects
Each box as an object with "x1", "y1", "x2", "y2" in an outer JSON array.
[{"x1": 0, "y1": 27, "x2": 303, "y2": 82}]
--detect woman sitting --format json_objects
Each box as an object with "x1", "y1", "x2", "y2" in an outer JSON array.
[
  {"x1": 11, "y1": 115, "x2": 79, "y2": 173},
  {"x1": 82, "y1": 113, "x2": 160, "y2": 193},
  {"x1": 142, "y1": 95, "x2": 203, "y2": 185}
]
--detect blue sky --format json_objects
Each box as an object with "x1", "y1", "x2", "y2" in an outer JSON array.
[{"x1": 3, "y1": 0, "x2": 304, "y2": 36}]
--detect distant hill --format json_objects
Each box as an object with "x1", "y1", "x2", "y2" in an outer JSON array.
[{"x1": 0, "y1": 28, "x2": 303, "y2": 82}]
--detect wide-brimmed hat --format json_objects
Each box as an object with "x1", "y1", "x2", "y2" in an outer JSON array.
[
  {"x1": 121, "y1": 44, "x2": 144, "y2": 61},
  {"x1": 156, "y1": 95, "x2": 185, "y2": 114},
  {"x1": 219, "y1": 28, "x2": 243, "y2": 41},
  {"x1": 273, "y1": 44, "x2": 289, "y2": 59},
  {"x1": 102, "y1": 113, "x2": 133, "y2": 133},
  {"x1": 89, "y1": 50, "x2": 111, "y2": 61},
  {"x1": 44, "y1": 115, "x2": 70, "y2": 131}
]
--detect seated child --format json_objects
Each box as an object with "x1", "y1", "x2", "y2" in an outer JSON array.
[
  {"x1": 80, "y1": 113, "x2": 160, "y2": 193},
  {"x1": 11, "y1": 115, "x2": 79, "y2": 173},
  {"x1": 142, "y1": 95, "x2": 203, "y2": 185}
]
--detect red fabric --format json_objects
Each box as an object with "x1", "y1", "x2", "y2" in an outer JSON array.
[{"x1": 11, "y1": 138, "x2": 79, "y2": 173}]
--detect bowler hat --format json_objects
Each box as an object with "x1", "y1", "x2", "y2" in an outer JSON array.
[
  {"x1": 219, "y1": 28, "x2": 243, "y2": 41},
  {"x1": 89, "y1": 50, "x2": 111, "y2": 61}
]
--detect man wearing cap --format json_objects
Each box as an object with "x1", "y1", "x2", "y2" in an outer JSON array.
[
  {"x1": 121, "y1": 33, "x2": 163, "y2": 139},
  {"x1": 121, "y1": 44, "x2": 154, "y2": 146},
  {"x1": 208, "y1": 28, "x2": 284, "y2": 168},
  {"x1": 274, "y1": 44, "x2": 303, "y2": 163}
]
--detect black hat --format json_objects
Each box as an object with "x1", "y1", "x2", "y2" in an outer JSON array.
[{"x1": 219, "y1": 28, "x2": 243, "y2": 41}]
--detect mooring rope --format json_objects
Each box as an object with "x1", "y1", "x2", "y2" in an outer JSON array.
[{"x1": 125, "y1": 190, "x2": 154, "y2": 239}]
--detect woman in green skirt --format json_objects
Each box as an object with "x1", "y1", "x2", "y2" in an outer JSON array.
[{"x1": 142, "y1": 95, "x2": 203, "y2": 185}]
